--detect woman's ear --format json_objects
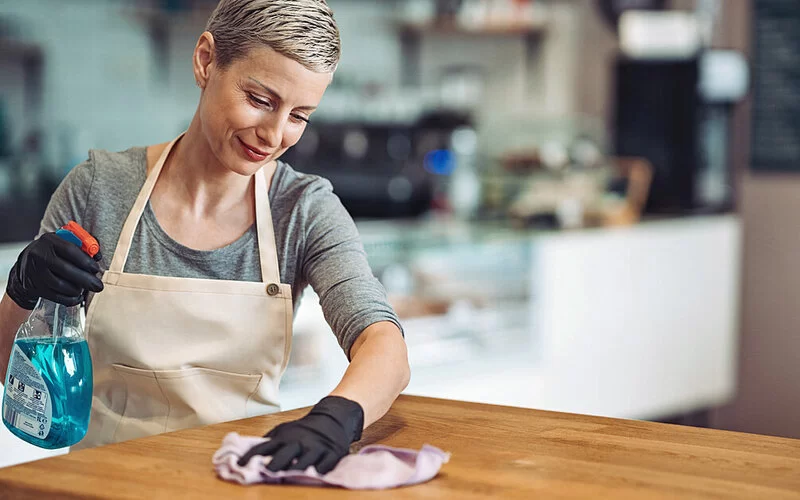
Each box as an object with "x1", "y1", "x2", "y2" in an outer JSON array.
[{"x1": 193, "y1": 31, "x2": 215, "y2": 89}]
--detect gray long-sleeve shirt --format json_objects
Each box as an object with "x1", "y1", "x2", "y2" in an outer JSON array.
[{"x1": 39, "y1": 146, "x2": 401, "y2": 358}]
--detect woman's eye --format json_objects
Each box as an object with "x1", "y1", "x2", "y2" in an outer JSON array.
[
  {"x1": 248, "y1": 94, "x2": 272, "y2": 109},
  {"x1": 247, "y1": 92, "x2": 308, "y2": 123}
]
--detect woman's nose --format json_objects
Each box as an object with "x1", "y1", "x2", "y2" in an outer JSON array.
[{"x1": 256, "y1": 114, "x2": 286, "y2": 150}]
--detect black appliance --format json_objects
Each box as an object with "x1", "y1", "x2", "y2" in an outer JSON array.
[
  {"x1": 282, "y1": 111, "x2": 472, "y2": 219},
  {"x1": 613, "y1": 58, "x2": 699, "y2": 213},
  {"x1": 613, "y1": 57, "x2": 735, "y2": 214}
]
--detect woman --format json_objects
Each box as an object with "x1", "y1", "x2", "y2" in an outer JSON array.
[{"x1": 0, "y1": 0, "x2": 409, "y2": 474}]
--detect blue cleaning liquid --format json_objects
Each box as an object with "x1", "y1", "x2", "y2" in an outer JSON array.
[{"x1": 2, "y1": 337, "x2": 93, "y2": 449}]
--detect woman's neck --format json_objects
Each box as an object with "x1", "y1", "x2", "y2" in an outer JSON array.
[{"x1": 161, "y1": 118, "x2": 253, "y2": 219}]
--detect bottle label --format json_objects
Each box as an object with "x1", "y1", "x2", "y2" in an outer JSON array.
[{"x1": 3, "y1": 345, "x2": 52, "y2": 439}]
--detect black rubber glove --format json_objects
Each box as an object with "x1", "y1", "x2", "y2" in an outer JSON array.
[
  {"x1": 238, "y1": 396, "x2": 364, "y2": 474},
  {"x1": 6, "y1": 232, "x2": 104, "y2": 310}
]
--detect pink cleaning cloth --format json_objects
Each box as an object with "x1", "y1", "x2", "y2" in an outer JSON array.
[{"x1": 213, "y1": 432, "x2": 449, "y2": 490}]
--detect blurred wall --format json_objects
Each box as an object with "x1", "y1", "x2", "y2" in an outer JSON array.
[
  {"x1": 0, "y1": 0, "x2": 197, "y2": 169},
  {"x1": 717, "y1": 176, "x2": 800, "y2": 439},
  {"x1": 709, "y1": 0, "x2": 800, "y2": 439}
]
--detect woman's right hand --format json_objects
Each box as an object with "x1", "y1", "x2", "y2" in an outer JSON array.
[{"x1": 5, "y1": 233, "x2": 104, "y2": 310}]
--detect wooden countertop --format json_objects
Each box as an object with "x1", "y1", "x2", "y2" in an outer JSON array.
[{"x1": 0, "y1": 395, "x2": 798, "y2": 499}]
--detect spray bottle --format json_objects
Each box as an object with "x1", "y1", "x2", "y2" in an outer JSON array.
[{"x1": 2, "y1": 221, "x2": 100, "y2": 449}]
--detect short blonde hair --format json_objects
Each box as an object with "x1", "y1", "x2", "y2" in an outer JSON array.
[{"x1": 205, "y1": 0, "x2": 340, "y2": 73}]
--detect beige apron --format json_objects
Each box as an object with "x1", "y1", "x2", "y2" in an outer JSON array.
[{"x1": 76, "y1": 136, "x2": 292, "y2": 449}]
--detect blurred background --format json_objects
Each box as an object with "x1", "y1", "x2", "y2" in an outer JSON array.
[{"x1": 1, "y1": 0, "x2": 798, "y2": 465}]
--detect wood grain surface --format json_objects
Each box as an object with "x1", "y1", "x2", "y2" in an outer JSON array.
[{"x1": 0, "y1": 395, "x2": 798, "y2": 499}]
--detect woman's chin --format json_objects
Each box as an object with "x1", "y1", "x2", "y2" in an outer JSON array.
[
  {"x1": 229, "y1": 164, "x2": 261, "y2": 177},
  {"x1": 221, "y1": 154, "x2": 264, "y2": 176}
]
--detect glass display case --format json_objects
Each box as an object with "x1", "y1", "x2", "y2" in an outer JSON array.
[
  {"x1": 279, "y1": 218, "x2": 540, "y2": 407},
  {"x1": 362, "y1": 218, "x2": 536, "y2": 366}
]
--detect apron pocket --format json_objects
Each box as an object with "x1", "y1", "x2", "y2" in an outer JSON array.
[
  {"x1": 110, "y1": 364, "x2": 169, "y2": 443},
  {"x1": 151, "y1": 367, "x2": 263, "y2": 433},
  {"x1": 111, "y1": 365, "x2": 263, "y2": 439}
]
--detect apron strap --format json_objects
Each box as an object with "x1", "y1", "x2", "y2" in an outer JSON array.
[
  {"x1": 108, "y1": 136, "x2": 180, "y2": 274},
  {"x1": 108, "y1": 134, "x2": 282, "y2": 285},
  {"x1": 254, "y1": 167, "x2": 281, "y2": 284}
]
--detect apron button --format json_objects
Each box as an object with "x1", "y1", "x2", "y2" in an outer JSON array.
[{"x1": 267, "y1": 283, "x2": 280, "y2": 296}]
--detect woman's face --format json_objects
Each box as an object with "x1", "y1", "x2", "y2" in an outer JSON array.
[{"x1": 195, "y1": 38, "x2": 331, "y2": 176}]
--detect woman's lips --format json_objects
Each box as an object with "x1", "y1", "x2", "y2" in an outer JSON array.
[{"x1": 238, "y1": 138, "x2": 269, "y2": 162}]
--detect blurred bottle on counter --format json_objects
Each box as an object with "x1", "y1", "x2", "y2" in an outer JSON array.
[
  {"x1": 448, "y1": 126, "x2": 481, "y2": 219},
  {"x1": 416, "y1": 109, "x2": 478, "y2": 218}
]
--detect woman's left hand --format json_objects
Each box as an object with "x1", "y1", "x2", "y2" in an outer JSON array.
[{"x1": 237, "y1": 396, "x2": 364, "y2": 474}]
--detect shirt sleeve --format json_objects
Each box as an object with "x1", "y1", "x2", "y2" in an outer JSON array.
[
  {"x1": 38, "y1": 157, "x2": 96, "y2": 236},
  {"x1": 299, "y1": 179, "x2": 403, "y2": 359}
]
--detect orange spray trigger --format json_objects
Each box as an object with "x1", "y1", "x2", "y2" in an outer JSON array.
[{"x1": 61, "y1": 221, "x2": 102, "y2": 261}]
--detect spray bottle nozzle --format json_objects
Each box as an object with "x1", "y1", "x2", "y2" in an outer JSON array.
[{"x1": 55, "y1": 221, "x2": 102, "y2": 261}]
